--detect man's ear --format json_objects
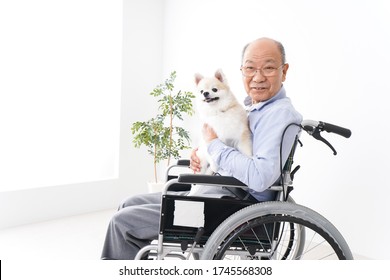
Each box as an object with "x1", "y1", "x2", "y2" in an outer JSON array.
[{"x1": 282, "y1": 63, "x2": 289, "y2": 82}]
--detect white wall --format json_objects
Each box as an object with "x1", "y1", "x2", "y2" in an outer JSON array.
[
  {"x1": 0, "y1": 0, "x2": 121, "y2": 192},
  {"x1": 119, "y1": 0, "x2": 165, "y2": 192},
  {"x1": 0, "y1": 0, "x2": 165, "y2": 228},
  {"x1": 160, "y1": 0, "x2": 390, "y2": 259}
]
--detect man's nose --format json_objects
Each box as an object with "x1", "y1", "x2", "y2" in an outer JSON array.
[{"x1": 252, "y1": 70, "x2": 266, "y2": 82}]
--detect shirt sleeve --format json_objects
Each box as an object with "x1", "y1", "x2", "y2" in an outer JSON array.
[{"x1": 207, "y1": 108, "x2": 302, "y2": 193}]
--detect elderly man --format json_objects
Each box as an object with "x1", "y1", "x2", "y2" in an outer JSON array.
[{"x1": 101, "y1": 37, "x2": 302, "y2": 260}]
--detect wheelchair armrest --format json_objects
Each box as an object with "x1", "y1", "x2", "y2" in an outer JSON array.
[
  {"x1": 176, "y1": 159, "x2": 190, "y2": 166},
  {"x1": 177, "y1": 174, "x2": 247, "y2": 187}
]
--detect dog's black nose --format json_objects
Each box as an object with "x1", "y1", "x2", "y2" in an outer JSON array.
[{"x1": 203, "y1": 91, "x2": 209, "y2": 97}]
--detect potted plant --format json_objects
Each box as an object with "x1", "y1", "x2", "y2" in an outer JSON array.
[{"x1": 131, "y1": 71, "x2": 195, "y2": 191}]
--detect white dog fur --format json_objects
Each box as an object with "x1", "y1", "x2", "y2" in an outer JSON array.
[{"x1": 193, "y1": 69, "x2": 252, "y2": 176}]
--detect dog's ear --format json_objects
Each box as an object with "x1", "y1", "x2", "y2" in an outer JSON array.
[
  {"x1": 215, "y1": 69, "x2": 226, "y2": 83},
  {"x1": 194, "y1": 73, "x2": 203, "y2": 85}
]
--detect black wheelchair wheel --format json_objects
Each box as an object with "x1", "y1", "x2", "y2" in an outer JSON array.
[{"x1": 201, "y1": 201, "x2": 353, "y2": 260}]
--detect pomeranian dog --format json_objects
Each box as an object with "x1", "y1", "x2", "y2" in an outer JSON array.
[{"x1": 192, "y1": 69, "x2": 252, "y2": 176}]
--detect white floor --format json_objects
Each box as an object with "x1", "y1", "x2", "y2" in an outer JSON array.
[
  {"x1": 0, "y1": 208, "x2": 116, "y2": 260},
  {"x1": 0, "y1": 208, "x2": 370, "y2": 260}
]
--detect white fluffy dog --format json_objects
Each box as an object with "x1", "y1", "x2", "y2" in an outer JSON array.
[{"x1": 193, "y1": 69, "x2": 252, "y2": 176}]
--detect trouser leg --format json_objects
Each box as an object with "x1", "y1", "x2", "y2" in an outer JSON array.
[
  {"x1": 101, "y1": 192, "x2": 162, "y2": 260},
  {"x1": 118, "y1": 192, "x2": 162, "y2": 209}
]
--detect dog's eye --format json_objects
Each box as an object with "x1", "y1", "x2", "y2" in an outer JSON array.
[
  {"x1": 200, "y1": 90, "x2": 204, "y2": 94},
  {"x1": 212, "y1": 88, "x2": 218, "y2": 92}
]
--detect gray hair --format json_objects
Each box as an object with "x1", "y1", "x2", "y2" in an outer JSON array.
[{"x1": 241, "y1": 38, "x2": 286, "y2": 64}]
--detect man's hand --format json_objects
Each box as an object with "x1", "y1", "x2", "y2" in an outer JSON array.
[
  {"x1": 190, "y1": 148, "x2": 201, "y2": 173},
  {"x1": 190, "y1": 124, "x2": 217, "y2": 173},
  {"x1": 202, "y1": 123, "x2": 218, "y2": 143}
]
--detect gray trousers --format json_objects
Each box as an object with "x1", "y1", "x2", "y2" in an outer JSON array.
[
  {"x1": 101, "y1": 192, "x2": 162, "y2": 260},
  {"x1": 101, "y1": 186, "x2": 233, "y2": 260}
]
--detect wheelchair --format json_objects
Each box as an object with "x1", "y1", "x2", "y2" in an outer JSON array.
[{"x1": 134, "y1": 120, "x2": 353, "y2": 260}]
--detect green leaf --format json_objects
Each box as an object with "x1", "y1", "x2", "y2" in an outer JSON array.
[{"x1": 130, "y1": 70, "x2": 195, "y2": 178}]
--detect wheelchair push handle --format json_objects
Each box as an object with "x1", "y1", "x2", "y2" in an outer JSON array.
[
  {"x1": 301, "y1": 120, "x2": 352, "y2": 155},
  {"x1": 319, "y1": 121, "x2": 351, "y2": 138},
  {"x1": 302, "y1": 120, "x2": 351, "y2": 138}
]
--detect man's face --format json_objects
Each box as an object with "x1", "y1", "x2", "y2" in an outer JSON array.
[{"x1": 242, "y1": 39, "x2": 289, "y2": 104}]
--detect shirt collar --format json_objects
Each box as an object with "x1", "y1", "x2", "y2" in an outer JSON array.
[{"x1": 244, "y1": 85, "x2": 286, "y2": 112}]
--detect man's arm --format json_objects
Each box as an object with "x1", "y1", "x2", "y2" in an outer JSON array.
[{"x1": 207, "y1": 108, "x2": 301, "y2": 193}]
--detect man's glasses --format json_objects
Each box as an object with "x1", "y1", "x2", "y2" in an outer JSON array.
[{"x1": 240, "y1": 64, "x2": 285, "y2": 77}]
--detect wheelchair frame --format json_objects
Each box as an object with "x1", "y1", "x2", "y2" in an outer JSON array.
[{"x1": 134, "y1": 120, "x2": 353, "y2": 260}]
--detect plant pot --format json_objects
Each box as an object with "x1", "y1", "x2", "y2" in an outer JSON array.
[{"x1": 147, "y1": 182, "x2": 165, "y2": 193}]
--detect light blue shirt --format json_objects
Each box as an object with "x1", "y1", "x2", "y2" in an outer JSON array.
[{"x1": 207, "y1": 86, "x2": 302, "y2": 201}]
